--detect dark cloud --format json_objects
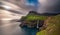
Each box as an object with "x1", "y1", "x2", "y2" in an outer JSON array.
[{"x1": 37, "y1": 0, "x2": 60, "y2": 14}]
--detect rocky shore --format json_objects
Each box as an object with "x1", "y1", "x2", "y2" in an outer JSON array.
[{"x1": 18, "y1": 20, "x2": 44, "y2": 31}]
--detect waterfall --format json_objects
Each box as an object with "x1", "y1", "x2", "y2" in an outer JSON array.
[{"x1": 37, "y1": 20, "x2": 39, "y2": 28}]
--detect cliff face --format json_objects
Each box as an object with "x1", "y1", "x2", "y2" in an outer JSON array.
[
  {"x1": 19, "y1": 11, "x2": 48, "y2": 29},
  {"x1": 37, "y1": 15, "x2": 60, "y2": 35}
]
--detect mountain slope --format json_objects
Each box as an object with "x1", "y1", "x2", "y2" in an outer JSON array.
[{"x1": 37, "y1": 15, "x2": 60, "y2": 35}]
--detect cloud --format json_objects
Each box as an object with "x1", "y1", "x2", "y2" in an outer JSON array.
[
  {"x1": 1, "y1": 0, "x2": 60, "y2": 15},
  {"x1": 37, "y1": 0, "x2": 60, "y2": 14}
]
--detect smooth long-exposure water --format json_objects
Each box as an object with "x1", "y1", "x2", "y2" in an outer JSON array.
[{"x1": 0, "y1": 20, "x2": 38, "y2": 35}]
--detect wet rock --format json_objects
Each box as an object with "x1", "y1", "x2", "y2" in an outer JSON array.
[{"x1": 20, "y1": 20, "x2": 44, "y2": 29}]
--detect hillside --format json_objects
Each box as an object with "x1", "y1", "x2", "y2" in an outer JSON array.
[{"x1": 37, "y1": 15, "x2": 60, "y2": 35}]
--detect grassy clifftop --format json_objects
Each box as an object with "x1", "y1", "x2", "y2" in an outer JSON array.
[
  {"x1": 20, "y1": 11, "x2": 60, "y2": 35},
  {"x1": 20, "y1": 12, "x2": 48, "y2": 21},
  {"x1": 37, "y1": 15, "x2": 60, "y2": 35}
]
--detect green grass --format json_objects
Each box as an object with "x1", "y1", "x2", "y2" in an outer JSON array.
[
  {"x1": 21, "y1": 13, "x2": 47, "y2": 21},
  {"x1": 37, "y1": 15, "x2": 60, "y2": 35},
  {"x1": 37, "y1": 30, "x2": 48, "y2": 35}
]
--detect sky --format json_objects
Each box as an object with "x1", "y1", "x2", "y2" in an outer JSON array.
[
  {"x1": 25, "y1": 0, "x2": 60, "y2": 14},
  {"x1": 1, "y1": 0, "x2": 60, "y2": 14},
  {"x1": 26, "y1": 0, "x2": 39, "y2": 6}
]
